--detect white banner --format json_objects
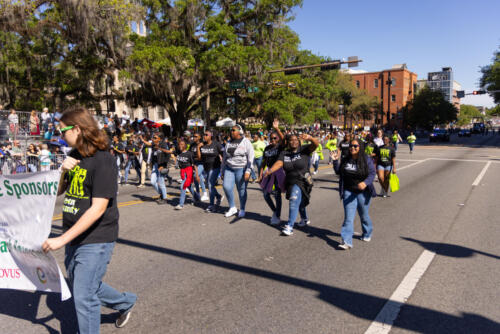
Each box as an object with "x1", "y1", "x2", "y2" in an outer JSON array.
[{"x1": 0, "y1": 171, "x2": 71, "y2": 300}]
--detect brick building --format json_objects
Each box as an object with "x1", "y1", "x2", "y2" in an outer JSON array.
[{"x1": 348, "y1": 64, "x2": 418, "y2": 128}]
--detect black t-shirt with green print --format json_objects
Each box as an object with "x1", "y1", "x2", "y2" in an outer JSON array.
[
  {"x1": 62, "y1": 149, "x2": 119, "y2": 245},
  {"x1": 376, "y1": 145, "x2": 395, "y2": 167}
]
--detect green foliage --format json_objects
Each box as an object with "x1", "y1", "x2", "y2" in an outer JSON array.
[
  {"x1": 457, "y1": 104, "x2": 481, "y2": 126},
  {"x1": 480, "y1": 46, "x2": 500, "y2": 104},
  {"x1": 403, "y1": 87, "x2": 458, "y2": 130},
  {"x1": 486, "y1": 105, "x2": 500, "y2": 117}
]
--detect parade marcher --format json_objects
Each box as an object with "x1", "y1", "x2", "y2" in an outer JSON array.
[
  {"x1": 364, "y1": 133, "x2": 378, "y2": 162},
  {"x1": 111, "y1": 135, "x2": 125, "y2": 184},
  {"x1": 138, "y1": 133, "x2": 153, "y2": 188},
  {"x1": 332, "y1": 138, "x2": 376, "y2": 249},
  {"x1": 123, "y1": 137, "x2": 141, "y2": 185},
  {"x1": 42, "y1": 106, "x2": 137, "y2": 333},
  {"x1": 311, "y1": 141, "x2": 324, "y2": 175},
  {"x1": 325, "y1": 133, "x2": 338, "y2": 165},
  {"x1": 392, "y1": 130, "x2": 403, "y2": 151},
  {"x1": 221, "y1": 124, "x2": 254, "y2": 218},
  {"x1": 338, "y1": 133, "x2": 352, "y2": 163},
  {"x1": 375, "y1": 136, "x2": 396, "y2": 197},
  {"x1": 258, "y1": 120, "x2": 285, "y2": 225},
  {"x1": 407, "y1": 131, "x2": 417, "y2": 154},
  {"x1": 197, "y1": 130, "x2": 224, "y2": 212},
  {"x1": 251, "y1": 133, "x2": 266, "y2": 182},
  {"x1": 374, "y1": 129, "x2": 384, "y2": 147},
  {"x1": 151, "y1": 133, "x2": 171, "y2": 204},
  {"x1": 264, "y1": 133, "x2": 319, "y2": 236},
  {"x1": 175, "y1": 139, "x2": 200, "y2": 209},
  {"x1": 190, "y1": 132, "x2": 209, "y2": 201}
]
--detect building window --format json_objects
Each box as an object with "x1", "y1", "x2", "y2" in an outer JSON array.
[
  {"x1": 391, "y1": 94, "x2": 396, "y2": 102},
  {"x1": 374, "y1": 79, "x2": 378, "y2": 88},
  {"x1": 356, "y1": 80, "x2": 360, "y2": 88},
  {"x1": 391, "y1": 78, "x2": 396, "y2": 87}
]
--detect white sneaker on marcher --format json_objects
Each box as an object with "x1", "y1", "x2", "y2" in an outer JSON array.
[
  {"x1": 175, "y1": 205, "x2": 183, "y2": 210},
  {"x1": 201, "y1": 192, "x2": 209, "y2": 202},
  {"x1": 313, "y1": 171, "x2": 318, "y2": 175},
  {"x1": 338, "y1": 241, "x2": 352, "y2": 250},
  {"x1": 282, "y1": 225, "x2": 293, "y2": 236},
  {"x1": 225, "y1": 207, "x2": 238, "y2": 218},
  {"x1": 270, "y1": 213, "x2": 281, "y2": 225},
  {"x1": 361, "y1": 236, "x2": 371, "y2": 242},
  {"x1": 238, "y1": 209, "x2": 246, "y2": 218},
  {"x1": 297, "y1": 218, "x2": 310, "y2": 227}
]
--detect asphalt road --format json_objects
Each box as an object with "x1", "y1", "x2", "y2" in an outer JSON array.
[{"x1": 1, "y1": 133, "x2": 500, "y2": 334}]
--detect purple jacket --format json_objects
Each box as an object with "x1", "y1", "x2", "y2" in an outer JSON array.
[{"x1": 260, "y1": 168, "x2": 286, "y2": 193}]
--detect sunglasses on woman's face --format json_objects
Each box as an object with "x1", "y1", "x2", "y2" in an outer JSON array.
[
  {"x1": 271, "y1": 137, "x2": 278, "y2": 140},
  {"x1": 349, "y1": 145, "x2": 359, "y2": 148}
]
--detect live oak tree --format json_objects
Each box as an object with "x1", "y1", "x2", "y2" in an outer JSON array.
[
  {"x1": 0, "y1": 0, "x2": 141, "y2": 110},
  {"x1": 480, "y1": 46, "x2": 500, "y2": 104},
  {"x1": 122, "y1": 0, "x2": 303, "y2": 135}
]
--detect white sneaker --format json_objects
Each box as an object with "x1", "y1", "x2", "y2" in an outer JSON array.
[
  {"x1": 270, "y1": 213, "x2": 281, "y2": 225},
  {"x1": 225, "y1": 207, "x2": 238, "y2": 218},
  {"x1": 282, "y1": 226, "x2": 293, "y2": 236},
  {"x1": 238, "y1": 209, "x2": 246, "y2": 218},
  {"x1": 216, "y1": 195, "x2": 224, "y2": 206},
  {"x1": 297, "y1": 218, "x2": 310, "y2": 227},
  {"x1": 338, "y1": 241, "x2": 352, "y2": 250},
  {"x1": 175, "y1": 205, "x2": 183, "y2": 210},
  {"x1": 361, "y1": 236, "x2": 371, "y2": 242},
  {"x1": 201, "y1": 192, "x2": 209, "y2": 202},
  {"x1": 313, "y1": 171, "x2": 318, "y2": 175}
]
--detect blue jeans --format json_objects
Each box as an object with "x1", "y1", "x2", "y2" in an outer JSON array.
[
  {"x1": 286, "y1": 184, "x2": 308, "y2": 229},
  {"x1": 341, "y1": 189, "x2": 373, "y2": 246},
  {"x1": 194, "y1": 164, "x2": 207, "y2": 194},
  {"x1": 179, "y1": 176, "x2": 200, "y2": 206},
  {"x1": 394, "y1": 142, "x2": 399, "y2": 151},
  {"x1": 65, "y1": 242, "x2": 136, "y2": 334},
  {"x1": 313, "y1": 159, "x2": 319, "y2": 172},
  {"x1": 151, "y1": 164, "x2": 167, "y2": 199},
  {"x1": 223, "y1": 167, "x2": 248, "y2": 210},
  {"x1": 409, "y1": 143, "x2": 414, "y2": 152},
  {"x1": 251, "y1": 156, "x2": 263, "y2": 180},
  {"x1": 124, "y1": 158, "x2": 140, "y2": 183},
  {"x1": 205, "y1": 167, "x2": 222, "y2": 205}
]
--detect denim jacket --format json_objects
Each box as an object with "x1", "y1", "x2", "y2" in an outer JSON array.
[{"x1": 333, "y1": 154, "x2": 377, "y2": 199}]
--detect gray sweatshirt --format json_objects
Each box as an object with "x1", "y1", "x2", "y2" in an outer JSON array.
[{"x1": 222, "y1": 137, "x2": 254, "y2": 173}]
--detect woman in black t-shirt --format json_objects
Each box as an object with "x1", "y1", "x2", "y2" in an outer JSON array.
[
  {"x1": 375, "y1": 136, "x2": 397, "y2": 197},
  {"x1": 197, "y1": 130, "x2": 224, "y2": 212},
  {"x1": 264, "y1": 133, "x2": 319, "y2": 236},
  {"x1": 42, "y1": 106, "x2": 136, "y2": 332},
  {"x1": 332, "y1": 139, "x2": 376, "y2": 249},
  {"x1": 258, "y1": 119, "x2": 285, "y2": 225},
  {"x1": 176, "y1": 139, "x2": 200, "y2": 209}
]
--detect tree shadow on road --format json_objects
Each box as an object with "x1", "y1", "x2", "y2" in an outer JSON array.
[{"x1": 401, "y1": 237, "x2": 500, "y2": 260}]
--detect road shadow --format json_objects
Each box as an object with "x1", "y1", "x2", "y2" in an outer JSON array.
[
  {"x1": 31, "y1": 230, "x2": 500, "y2": 333},
  {"x1": 318, "y1": 186, "x2": 339, "y2": 191},
  {"x1": 112, "y1": 238, "x2": 500, "y2": 333},
  {"x1": 402, "y1": 237, "x2": 500, "y2": 260},
  {"x1": 297, "y1": 224, "x2": 342, "y2": 250},
  {"x1": 0, "y1": 290, "x2": 78, "y2": 333},
  {"x1": 313, "y1": 178, "x2": 339, "y2": 184}
]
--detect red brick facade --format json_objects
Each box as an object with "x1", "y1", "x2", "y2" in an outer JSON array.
[{"x1": 350, "y1": 68, "x2": 418, "y2": 128}]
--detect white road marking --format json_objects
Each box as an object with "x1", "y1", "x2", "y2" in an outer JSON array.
[
  {"x1": 364, "y1": 250, "x2": 436, "y2": 334},
  {"x1": 429, "y1": 158, "x2": 500, "y2": 163},
  {"x1": 472, "y1": 161, "x2": 492, "y2": 186},
  {"x1": 397, "y1": 159, "x2": 429, "y2": 171}
]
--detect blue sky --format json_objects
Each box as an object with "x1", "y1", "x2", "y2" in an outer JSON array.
[{"x1": 288, "y1": 0, "x2": 500, "y2": 107}]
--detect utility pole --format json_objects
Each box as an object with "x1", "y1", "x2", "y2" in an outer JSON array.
[{"x1": 386, "y1": 71, "x2": 392, "y2": 128}]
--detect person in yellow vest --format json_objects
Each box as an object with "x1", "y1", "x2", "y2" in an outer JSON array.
[
  {"x1": 392, "y1": 130, "x2": 403, "y2": 151},
  {"x1": 251, "y1": 133, "x2": 266, "y2": 182},
  {"x1": 407, "y1": 131, "x2": 417, "y2": 154},
  {"x1": 325, "y1": 133, "x2": 338, "y2": 165},
  {"x1": 311, "y1": 142, "x2": 324, "y2": 175}
]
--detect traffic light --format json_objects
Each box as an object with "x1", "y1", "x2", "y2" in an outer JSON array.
[
  {"x1": 320, "y1": 60, "x2": 341, "y2": 71},
  {"x1": 472, "y1": 90, "x2": 486, "y2": 95},
  {"x1": 284, "y1": 66, "x2": 302, "y2": 75},
  {"x1": 456, "y1": 90, "x2": 465, "y2": 98}
]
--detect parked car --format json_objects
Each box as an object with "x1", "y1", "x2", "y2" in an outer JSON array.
[
  {"x1": 429, "y1": 129, "x2": 450, "y2": 142},
  {"x1": 458, "y1": 129, "x2": 471, "y2": 137}
]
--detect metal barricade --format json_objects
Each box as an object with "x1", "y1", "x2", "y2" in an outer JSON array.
[
  {"x1": 0, "y1": 151, "x2": 66, "y2": 175},
  {"x1": 0, "y1": 110, "x2": 41, "y2": 141}
]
